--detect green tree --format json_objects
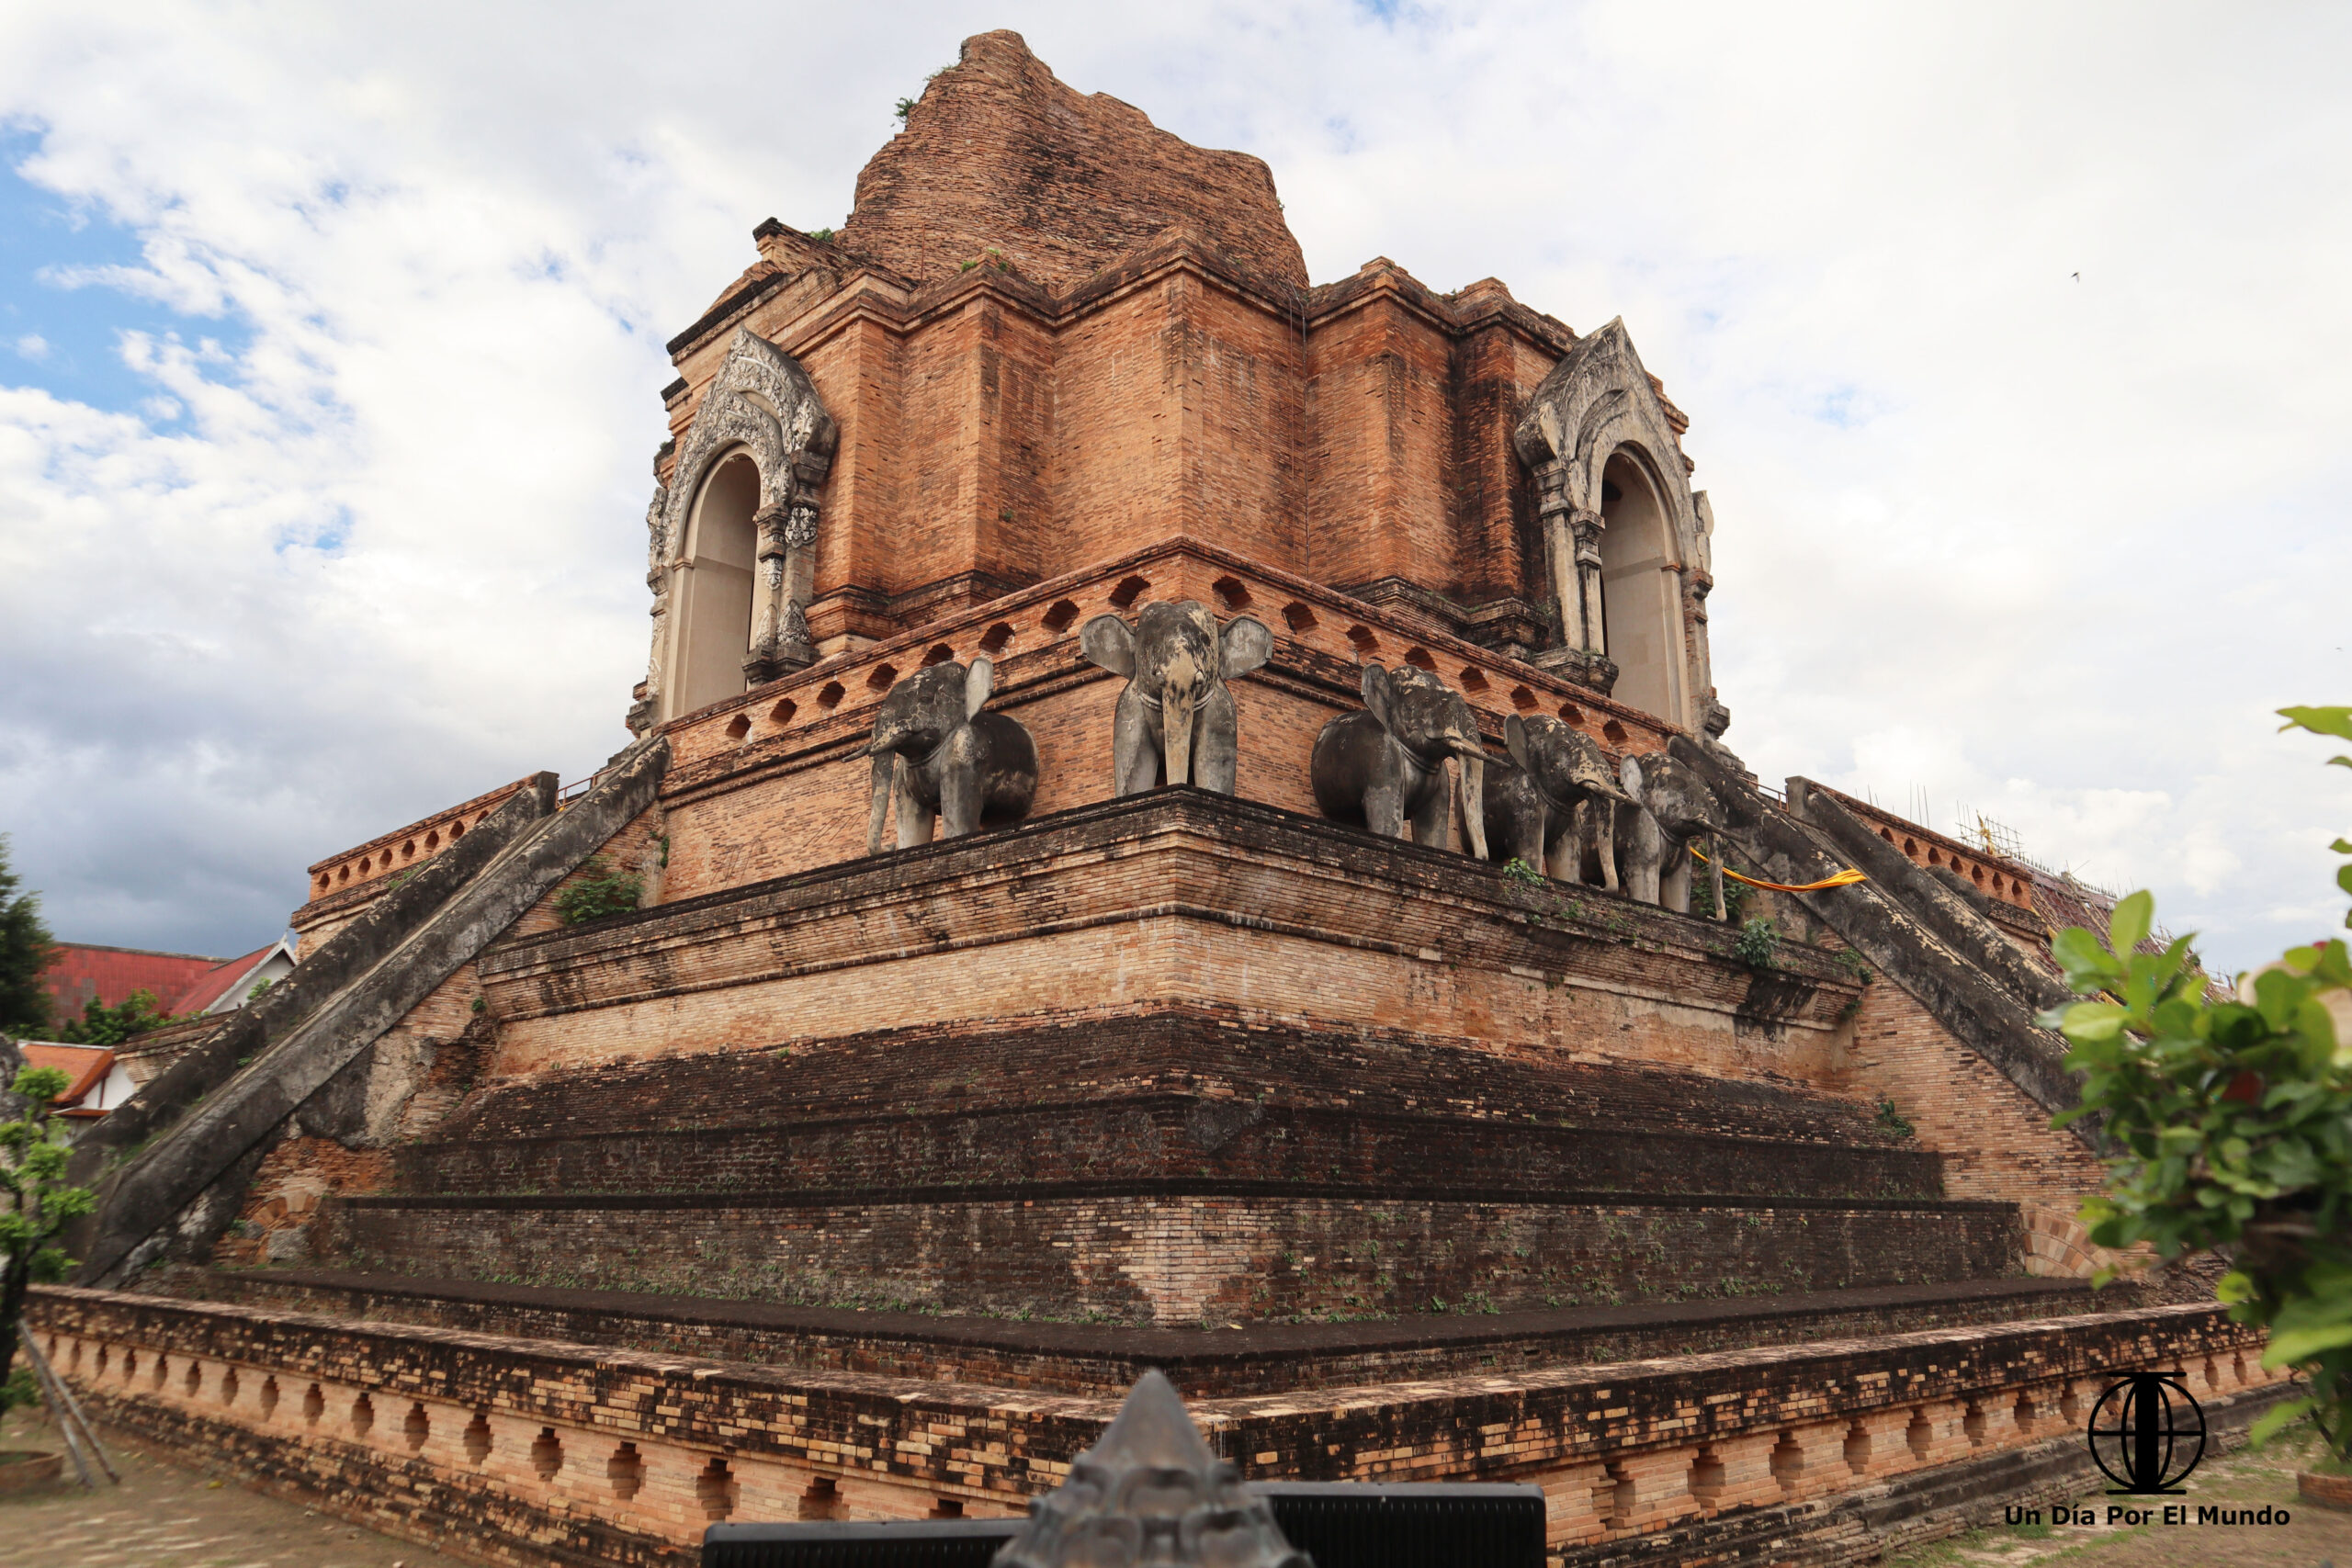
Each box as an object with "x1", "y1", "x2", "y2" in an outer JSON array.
[
  {"x1": 0, "y1": 1064, "x2": 97, "y2": 1410},
  {"x1": 2042, "y1": 705, "x2": 2352, "y2": 1460},
  {"x1": 0, "y1": 836, "x2": 55, "y2": 1039},
  {"x1": 52, "y1": 987, "x2": 175, "y2": 1046}
]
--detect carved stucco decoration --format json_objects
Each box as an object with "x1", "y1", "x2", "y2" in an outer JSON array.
[
  {"x1": 1512, "y1": 317, "x2": 1719, "y2": 735},
  {"x1": 630, "y1": 330, "x2": 838, "y2": 734}
]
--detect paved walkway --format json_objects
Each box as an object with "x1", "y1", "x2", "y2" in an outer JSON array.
[
  {"x1": 1882, "y1": 1425, "x2": 2350, "y2": 1568},
  {"x1": 0, "y1": 1405, "x2": 489, "y2": 1568}
]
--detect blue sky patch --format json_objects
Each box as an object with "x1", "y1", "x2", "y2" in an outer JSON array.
[{"x1": 0, "y1": 127, "x2": 251, "y2": 419}]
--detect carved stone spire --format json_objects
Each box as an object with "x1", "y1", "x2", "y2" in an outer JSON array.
[{"x1": 993, "y1": 1371, "x2": 1307, "y2": 1568}]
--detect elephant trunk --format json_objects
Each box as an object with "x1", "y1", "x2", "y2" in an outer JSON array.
[
  {"x1": 865, "y1": 748, "x2": 896, "y2": 855},
  {"x1": 1454, "y1": 743, "x2": 1489, "y2": 861},
  {"x1": 1161, "y1": 677, "x2": 1197, "y2": 788}
]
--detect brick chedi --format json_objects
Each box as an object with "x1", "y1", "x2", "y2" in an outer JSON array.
[{"x1": 32, "y1": 30, "x2": 2288, "y2": 1568}]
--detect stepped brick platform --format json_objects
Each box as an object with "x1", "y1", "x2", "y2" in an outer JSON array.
[
  {"x1": 396, "y1": 1010, "x2": 1932, "y2": 1199},
  {"x1": 471, "y1": 788, "x2": 1862, "y2": 1081},
  {"x1": 249, "y1": 795, "x2": 1996, "y2": 1329},
  {"x1": 321, "y1": 1188, "x2": 2020, "y2": 1325},
  {"x1": 168, "y1": 1270, "x2": 2109, "y2": 1399},
  {"x1": 31, "y1": 1286, "x2": 2293, "y2": 1568},
  {"x1": 44, "y1": 780, "x2": 2146, "y2": 1562}
]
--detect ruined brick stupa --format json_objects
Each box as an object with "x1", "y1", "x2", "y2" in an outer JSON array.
[{"x1": 30, "y1": 30, "x2": 2290, "y2": 1566}]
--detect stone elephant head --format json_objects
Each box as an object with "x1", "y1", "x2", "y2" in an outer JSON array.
[
  {"x1": 1309, "y1": 663, "x2": 1489, "y2": 859},
  {"x1": 1080, "y1": 602, "x2": 1273, "y2": 795},
  {"x1": 1613, "y1": 751, "x2": 1723, "y2": 912},
  {"x1": 865, "y1": 657, "x2": 1040, "y2": 853},
  {"x1": 1481, "y1": 714, "x2": 1629, "y2": 884}
]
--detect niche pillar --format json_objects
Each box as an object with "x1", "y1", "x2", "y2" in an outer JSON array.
[{"x1": 744, "y1": 453, "x2": 832, "y2": 685}]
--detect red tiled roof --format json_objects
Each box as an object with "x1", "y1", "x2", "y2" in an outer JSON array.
[
  {"x1": 17, "y1": 1042, "x2": 115, "y2": 1107},
  {"x1": 38, "y1": 943, "x2": 225, "y2": 1020},
  {"x1": 166, "y1": 945, "x2": 276, "y2": 1015}
]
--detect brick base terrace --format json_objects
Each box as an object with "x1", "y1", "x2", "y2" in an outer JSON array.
[{"x1": 28, "y1": 1287, "x2": 2293, "y2": 1567}]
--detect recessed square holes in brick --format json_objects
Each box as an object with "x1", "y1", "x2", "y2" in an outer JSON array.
[
  {"x1": 697, "y1": 1457, "x2": 736, "y2": 1520},
  {"x1": 609, "y1": 1442, "x2": 644, "y2": 1500}
]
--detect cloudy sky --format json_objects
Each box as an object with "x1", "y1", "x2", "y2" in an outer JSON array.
[{"x1": 2, "y1": 1, "x2": 2346, "y2": 975}]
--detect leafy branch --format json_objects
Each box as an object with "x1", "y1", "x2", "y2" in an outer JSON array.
[{"x1": 2041, "y1": 705, "x2": 2352, "y2": 1459}]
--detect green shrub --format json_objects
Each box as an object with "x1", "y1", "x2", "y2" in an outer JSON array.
[
  {"x1": 1690, "y1": 862, "x2": 1752, "y2": 924},
  {"x1": 1732, "y1": 917, "x2": 1781, "y2": 968},
  {"x1": 555, "y1": 859, "x2": 643, "y2": 927}
]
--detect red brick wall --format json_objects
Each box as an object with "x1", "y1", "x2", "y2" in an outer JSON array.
[
  {"x1": 1837, "y1": 976, "x2": 2104, "y2": 1213},
  {"x1": 665, "y1": 254, "x2": 1573, "y2": 660}
]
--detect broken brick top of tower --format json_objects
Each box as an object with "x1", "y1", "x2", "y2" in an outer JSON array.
[{"x1": 838, "y1": 31, "x2": 1308, "y2": 293}]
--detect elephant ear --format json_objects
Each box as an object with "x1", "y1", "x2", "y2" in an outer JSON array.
[
  {"x1": 1620, "y1": 753, "x2": 1645, "y2": 801},
  {"x1": 1503, "y1": 714, "x2": 1534, "y2": 774},
  {"x1": 964, "y1": 657, "x2": 995, "y2": 718},
  {"x1": 1219, "y1": 615, "x2": 1273, "y2": 680},
  {"x1": 1360, "y1": 663, "x2": 1397, "y2": 734},
  {"x1": 1078, "y1": 614, "x2": 1136, "y2": 678}
]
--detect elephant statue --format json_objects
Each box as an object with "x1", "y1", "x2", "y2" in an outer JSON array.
[
  {"x1": 865, "y1": 657, "x2": 1039, "y2": 853},
  {"x1": 1080, "y1": 602, "x2": 1274, "y2": 795},
  {"x1": 1481, "y1": 714, "x2": 1630, "y2": 885},
  {"x1": 1309, "y1": 663, "x2": 1490, "y2": 859},
  {"x1": 1613, "y1": 751, "x2": 1724, "y2": 913}
]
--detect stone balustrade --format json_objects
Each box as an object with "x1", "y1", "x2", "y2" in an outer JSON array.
[{"x1": 296, "y1": 775, "x2": 546, "y2": 922}]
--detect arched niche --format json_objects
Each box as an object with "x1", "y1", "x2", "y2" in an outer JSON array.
[
  {"x1": 1597, "y1": 448, "x2": 1689, "y2": 724},
  {"x1": 669, "y1": 452, "x2": 762, "y2": 716},
  {"x1": 1510, "y1": 318, "x2": 1714, "y2": 735},
  {"x1": 630, "y1": 330, "x2": 837, "y2": 734}
]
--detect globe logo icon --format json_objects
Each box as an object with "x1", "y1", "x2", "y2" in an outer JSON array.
[{"x1": 2086, "y1": 1372, "x2": 2207, "y2": 1495}]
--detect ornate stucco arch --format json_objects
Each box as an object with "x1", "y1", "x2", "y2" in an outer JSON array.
[
  {"x1": 631, "y1": 331, "x2": 838, "y2": 733},
  {"x1": 1512, "y1": 319, "x2": 1722, "y2": 736}
]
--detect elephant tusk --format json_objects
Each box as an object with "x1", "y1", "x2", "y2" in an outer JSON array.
[
  {"x1": 865, "y1": 749, "x2": 896, "y2": 855},
  {"x1": 1161, "y1": 680, "x2": 1196, "y2": 788},
  {"x1": 1457, "y1": 748, "x2": 1488, "y2": 861}
]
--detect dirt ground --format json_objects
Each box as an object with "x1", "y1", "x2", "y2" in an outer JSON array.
[
  {"x1": 1882, "y1": 1422, "x2": 2351, "y2": 1568},
  {"x1": 0, "y1": 1404, "x2": 485, "y2": 1568}
]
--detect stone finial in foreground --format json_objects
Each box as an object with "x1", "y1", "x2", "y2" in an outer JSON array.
[{"x1": 994, "y1": 1370, "x2": 1309, "y2": 1568}]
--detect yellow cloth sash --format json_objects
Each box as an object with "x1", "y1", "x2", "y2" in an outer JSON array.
[{"x1": 1690, "y1": 846, "x2": 1868, "y2": 894}]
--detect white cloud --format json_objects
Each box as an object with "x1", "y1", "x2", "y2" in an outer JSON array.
[
  {"x1": 0, "y1": 1, "x2": 2345, "y2": 972},
  {"x1": 11, "y1": 333, "x2": 45, "y2": 360}
]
